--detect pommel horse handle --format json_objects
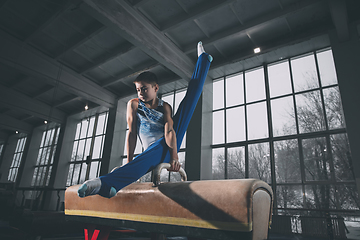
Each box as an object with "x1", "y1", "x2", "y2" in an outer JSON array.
[{"x1": 153, "y1": 163, "x2": 187, "y2": 187}]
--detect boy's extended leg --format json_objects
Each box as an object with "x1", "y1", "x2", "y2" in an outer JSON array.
[{"x1": 78, "y1": 43, "x2": 212, "y2": 198}]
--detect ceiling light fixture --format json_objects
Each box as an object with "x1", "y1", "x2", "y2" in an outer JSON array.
[
  {"x1": 254, "y1": 47, "x2": 261, "y2": 53},
  {"x1": 44, "y1": 120, "x2": 48, "y2": 124},
  {"x1": 85, "y1": 104, "x2": 89, "y2": 111},
  {"x1": 16, "y1": 131, "x2": 18, "y2": 134}
]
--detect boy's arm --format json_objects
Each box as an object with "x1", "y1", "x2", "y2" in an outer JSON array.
[
  {"x1": 163, "y1": 103, "x2": 180, "y2": 172},
  {"x1": 126, "y1": 99, "x2": 138, "y2": 163}
]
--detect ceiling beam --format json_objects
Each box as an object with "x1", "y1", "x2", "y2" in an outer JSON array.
[
  {"x1": 161, "y1": 0, "x2": 237, "y2": 32},
  {"x1": 24, "y1": 0, "x2": 83, "y2": 43},
  {"x1": 133, "y1": 0, "x2": 152, "y2": 9},
  {"x1": 0, "y1": 85, "x2": 66, "y2": 123},
  {"x1": 81, "y1": 0, "x2": 194, "y2": 81},
  {"x1": 55, "y1": 96, "x2": 81, "y2": 108},
  {"x1": 329, "y1": 0, "x2": 349, "y2": 42},
  {"x1": 183, "y1": 0, "x2": 323, "y2": 54},
  {"x1": 0, "y1": 113, "x2": 33, "y2": 133},
  {"x1": 79, "y1": 42, "x2": 135, "y2": 74},
  {"x1": 55, "y1": 25, "x2": 107, "y2": 59},
  {"x1": 101, "y1": 63, "x2": 159, "y2": 87},
  {"x1": 0, "y1": 29, "x2": 116, "y2": 108}
]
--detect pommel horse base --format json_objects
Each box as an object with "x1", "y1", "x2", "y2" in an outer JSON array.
[{"x1": 65, "y1": 164, "x2": 273, "y2": 240}]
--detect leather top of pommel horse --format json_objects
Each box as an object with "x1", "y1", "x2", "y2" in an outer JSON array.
[{"x1": 65, "y1": 178, "x2": 273, "y2": 235}]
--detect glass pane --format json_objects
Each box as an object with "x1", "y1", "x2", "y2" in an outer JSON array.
[
  {"x1": 55, "y1": 127, "x2": 60, "y2": 144},
  {"x1": 247, "y1": 102, "x2": 268, "y2": 140},
  {"x1": 174, "y1": 90, "x2": 186, "y2": 113},
  {"x1": 40, "y1": 131, "x2": 46, "y2": 147},
  {"x1": 96, "y1": 114, "x2": 106, "y2": 135},
  {"x1": 80, "y1": 119, "x2": 89, "y2": 139},
  {"x1": 291, "y1": 54, "x2": 319, "y2": 92},
  {"x1": 21, "y1": 137, "x2": 27, "y2": 150},
  {"x1": 226, "y1": 73, "x2": 244, "y2": 107},
  {"x1": 89, "y1": 161, "x2": 99, "y2": 179},
  {"x1": 7, "y1": 169, "x2": 12, "y2": 181},
  {"x1": 305, "y1": 185, "x2": 336, "y2": 210},
  {"x1": 296, "y1": 91, "x2": 326, "y2": 133},
  {"x1": 277, "y1": 185, "x2": 303, "y2": 208},
  {"x1": 79, "y1": 163, "x2": 87, "y2": 183},
  {"x1": 46, "y1": 166, "x2": 52, "y2": 186},
  {"x1": 331, "y1": 134, "x2": 354, "y2": 181},
  {"x1": 92, "y1": 136, "x2": 102, "y2": 159},
  {"x1": 124, "y1": 130, "x2": 143, "y2": 156},
  {"x1": 36, "y1": 149, "x2": 43, "y2": 165},
  {"x1": 274, "y1": 139, "x2": 301, "y2": 183},
  {"x1": 48, "y1": 129, "x2": 55, "y2": 146},
  {"x1": 180, "y1": 132, "x2": 186, "y2": 149},
  {"x1": 72, "y1": 164, "x2": 81, "y2": 184},
  {"x1": 77, "y1": 139, "x2": 85, "y2": 161},
  {"x1": 302, "y1": 137, "x2": 329, "y2": 181},
  {"x1": 226, "y1": 106, "x2": 245, "y2": 143},
  {"x1": 337, "y1": 185, "x2": 360, "y2": 210},
  {"x1": 162, "y1": 94, "x2": 174, "y2": 110},
  {"x1": 103, "y1": 112, "x2": 108, "y2": 134},
  {"x1": 323, "y1": 87, "x2": 345, "y2": 129},
  {"x1": 99, "y1": 136, "x2": 105, "y2": 158},
  {"x1": 51, "y1": 146, "x2": 56, "y2": 164},
  {"x1": 212, "y1": 148, "x2": 225, "y2": 180},
  {"x1": 271, "y1": 96, "x2": 297, "y2": 136},
  {"x1": 37, "y1": 167, "x2": 44, "y2": 186},
  {"x1": 141, "y1": 171, "x2": 152, "y2": 182},
  {"x1": 13, "y1": 169, "x2": 18, "y2": 182},
  {"x1": 15, "y1": 139, "x2": 21, "y2": 152},
  {"x1": 17, "y1": 153, "x2": 22, "y2": 167},
  {"x1": 71, "y1": 141, "x2": 78, "y2": 162},
  {"x1": 87, "y1": 116, "x2": 95, "y2": 137},
  {"x1": 268, "y1": 60, "x2": 292, "y2": 97},
  {"x1": 84, "y1": 138, "x2": 92, "y2": 160},
  {"x1": 42, "y1": 147, "x2": 49, "y2": 165},
  {"x1": 227, "y1": 146, "x2": 245, "y2": 179},
  {"x1": 31, "y1": 168, "x2": 38, "y2": 186},
  {"x1": 248, "y1": 142, "x2": 271, "y2": 183},
  {"x1": 75, "y1": 123, "x2": 81, "y2": 140},
  {"x1": 245, "y1": 67, "x2": 266, "y2": 103},
  {"x1": 66, "y1": 164, "x2": 74, "y2": 186},
  {"x1": 213, "y1": 79, "x2": 224, "y2": 110},
  {"x1": 317, "y1": 50, "x2": 338, "y2": 86},
  {"x1": 212, "y1": 110, "x2": 224, "y2": 144}
]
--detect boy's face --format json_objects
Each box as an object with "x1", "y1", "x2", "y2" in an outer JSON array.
[{"x1": 135, "y1": 81, "x2": 159, "y2": 102}]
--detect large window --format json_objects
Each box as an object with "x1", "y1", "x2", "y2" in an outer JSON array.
[
  {"x1": 212, "y1": 48, "x2": 358, "y2": 215},
  {"x1": 8, "y1": 135, "x2": 27, "y2": 182},
  {"x1": 66, "y1": 112, "x2": 108, "y2": 186},
  {"x1": 122, "y1": 91, "x2": 187, "y2": 182},
  {"x1": 31, "y1": 126, "x2": 60, "y2": 187},
  {"x1": 0, "y1": 143, "x2": 4, "y2": 160}
]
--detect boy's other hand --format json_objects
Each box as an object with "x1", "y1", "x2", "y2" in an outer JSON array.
[{"x1": 169, "y1": 159, "x2": 181, "y2": 172}]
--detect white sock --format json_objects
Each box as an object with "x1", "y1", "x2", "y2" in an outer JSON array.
[{"x1": 197, "y1": 41, "x2": 205, "y2": 57}]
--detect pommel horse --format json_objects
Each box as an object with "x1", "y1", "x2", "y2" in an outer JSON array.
[{"x1": 65, "y1": 163, "x2": 273, "y2": 240}]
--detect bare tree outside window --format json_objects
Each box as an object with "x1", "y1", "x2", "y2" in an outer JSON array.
[{"x1": 211, "y1": 48, "x2": 359, "y2": 217}]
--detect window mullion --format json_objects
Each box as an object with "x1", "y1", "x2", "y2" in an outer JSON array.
[{"x1": 85, "y1": 115, "x2": 99, "y2": 181}]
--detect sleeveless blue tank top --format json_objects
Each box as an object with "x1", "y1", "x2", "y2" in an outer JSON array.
[{"x1": 137, "y1": 98, "x2": 165, "y2": 150}]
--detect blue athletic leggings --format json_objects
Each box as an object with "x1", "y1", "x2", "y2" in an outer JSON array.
[{"x1": 98, "y1": 53, "x2": 211, "y2": 197}]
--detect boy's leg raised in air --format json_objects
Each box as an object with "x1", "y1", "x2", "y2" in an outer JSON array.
[{"x1": 78, "y1": 42, "x2": 212, "y2": 198}]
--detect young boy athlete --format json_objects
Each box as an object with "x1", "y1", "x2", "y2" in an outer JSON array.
[
  {"x1": 127, "y1": 71, "x2": 181, "y2": 172},
  {"x1": 78, "y1": 42, "x2": 213, "y2": 198}
]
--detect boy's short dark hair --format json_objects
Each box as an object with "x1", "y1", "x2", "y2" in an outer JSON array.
[{"x1": 134, "y1": 71, "x2": 158, "y2": 86}]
